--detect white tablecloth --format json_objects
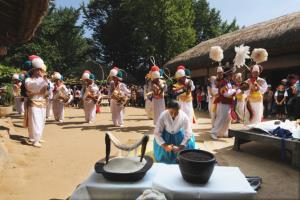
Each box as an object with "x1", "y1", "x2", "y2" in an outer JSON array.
[
  {"x1": 152, "y1": 165, "x2": 256, "y2": 199},
  {"x1": 70, "y1": 164, "x2": 256, "y2": 200}
]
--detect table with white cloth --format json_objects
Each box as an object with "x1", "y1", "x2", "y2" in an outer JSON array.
[{"x1": 70, "y1": 163, "x2": 256, "y2": 200}]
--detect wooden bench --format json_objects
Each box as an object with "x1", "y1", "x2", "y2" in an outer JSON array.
[{"x1": 229, "y1": 129, "x2": 300, "y2": 170}]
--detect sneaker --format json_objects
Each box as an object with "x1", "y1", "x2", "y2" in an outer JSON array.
[
  {"x1": 119, "y1": 124, "x2": 124, "y2": 127},
  {"x1": 39, "y1": 139, "x2": 45, "y2": 143},
  {"x1": 88, "y1": 121, "x2": 93, "y2": 124},
  {"x1": 33, "y1": 141, "x2": 42, "y2": 148},
  {"x1": 210, "y1": 134, "x2": 218, "y2": 140},
  {"x1": 59, "y1": 120, "x2": 63, "y2": 123}
]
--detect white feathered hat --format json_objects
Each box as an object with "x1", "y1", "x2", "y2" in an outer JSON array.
[
  {"x1": 216, "y1": 66, "x2": 224, "y2": 73},
  {"x1": 109, "y1": 67, "x2": 119, "y2": 77},
  {"x1": 82, "y1": 70, "x2": 91, "y2": 80},
  {"x1": 52, "y1": 72, "x2": 63, "y2": 80},
  {"x1": 150, "y1": 65, "x2": 162, "y2": 80},
  {"x1": 235, "y1": 72, "x2": 242, "y2": 78},
  {"x1": 175, "y1": 65, "x2": 186, "y2": 79},
  {"x1": 251, "y1": 64, "x2": 262, "y2": 73},
  {"x1": 12, "y1": 73, "x2": 19, "y2": 80},
  {"x1": 32, "y1": 57, "x2": 46, "y2": 72}
]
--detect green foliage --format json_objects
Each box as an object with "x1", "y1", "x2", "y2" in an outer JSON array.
[
  {"x1": 0, "y1": 64, "x2": 21, "y2": 83},
  {"x1": 0, "y1": 83, "x2": 14, "y2": 106},
  {"x1": 2, "y1": 3, "x2": 89, "y2": 79},
  {"x1": 193, "y1": 0, "x2": 239, "y2": 43},
  {"x1": 84, "y1": 0, "x2": 196, "y2": 82},
  {"x1": 84, "y1": 0, "x2": 239, "y2": 83}
]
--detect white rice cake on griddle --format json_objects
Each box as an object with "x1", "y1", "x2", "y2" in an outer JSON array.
[{"x1": 103, "y1": 157, "x2": 147, "y2": 173}]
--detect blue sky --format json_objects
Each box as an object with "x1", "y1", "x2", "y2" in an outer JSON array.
[{"x1": 55, "y1": 0, "x2": 300, "y2": 37}]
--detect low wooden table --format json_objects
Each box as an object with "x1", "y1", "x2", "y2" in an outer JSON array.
[{"x1": 229, "y1": 129, "x2": 300, "y2": 170}]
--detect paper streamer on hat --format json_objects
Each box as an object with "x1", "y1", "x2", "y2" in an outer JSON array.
[
  {"x1": 209, "y1": 46, "x2": 224, "y2": 62},
  {"x1": 233, "y1": 44, "x2": 250, "y2": 70},
  {"x1": 251, "y1": 48, "x2": 268, "y2": 64}
]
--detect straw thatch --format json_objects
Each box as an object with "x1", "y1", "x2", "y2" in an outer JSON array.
[
  {"x1": 164, "y1": 12, "x2": 300, "y2": 71},
  {"x1": 0, "y1": 0, "x2": 49, "y2": 46}
]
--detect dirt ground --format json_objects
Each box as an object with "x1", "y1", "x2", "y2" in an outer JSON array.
[{"x1": 0, "y1": 106, "x2": 299, "y2": 200}]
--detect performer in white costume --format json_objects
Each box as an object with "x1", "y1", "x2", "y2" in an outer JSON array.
[
  {"x1": 108, "y1": 67, "x2": 131, "y2": 127},
  {"x1": 24, "y1": 57, "x2": 48, "y2": 147},
  {"x1": 210, "y1": 67, "x2": 236, "y2": 139},
  {"x1": 244, "y1": 65, "x2": 268, "y2": 125},
  {"x1": 52, "y1": 72, "x2": 68, "y2": 122},
  {"x1": 172, "y1": 65, "x2": 195, "y2": 124},
  {"x1": 12, "y1": 73, "x2": 24, "y2": 115},
  {"x1": 207, "y1": 76, "x2": 217, "y2": 126},
  {"x1": 234, "y1": 73, "x2": 247, "y2": 123},
  {"x1": 46, "y1": 78, "x2": 54, "y2": 119},
  {"x1": 144, "y1": 72, "x2": 154, "y2": 119},
  {"x1": 81, "y1": 70, "x2": 100, "y2": 123},
  {"x1": 147, "y1": 65, "x2": 167, "y2": 125}
]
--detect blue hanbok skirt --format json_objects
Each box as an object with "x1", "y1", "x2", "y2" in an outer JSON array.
[{"x1": 153, "y1": 129, "x2": 196, "y2": 164}]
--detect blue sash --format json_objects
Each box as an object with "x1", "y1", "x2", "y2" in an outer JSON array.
[{"x1": 153, "y1": 129, "x2": 196, "y2": 164}]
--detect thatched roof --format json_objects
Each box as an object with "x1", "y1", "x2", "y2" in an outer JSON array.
[
  {"x1": 0, "y1": 0, "x2": 49, "y2": 46},
  {"x1": 164, "y1": 12, "x2": 300, "y2": 70}
]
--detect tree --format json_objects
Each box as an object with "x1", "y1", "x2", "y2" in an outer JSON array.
[
  {"x1": 192, "y1": 0, "x2": 239, "y2": 43},
  {"x1": 2, "y1": 2, "x2": 90, "y2": 79},
  {"x1": 84, "y1": 0, "x2": 196, "y2": 82}
]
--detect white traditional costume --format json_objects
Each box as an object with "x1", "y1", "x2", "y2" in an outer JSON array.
[
  {"x1": 211, "y1": 67, "x2": 236, "y2": 138},
  {"x1": 144, "y1": 73, "x2": 154, "y2": 119},
  {"x1": 207, "y1": 76, "x2": 217, "y2": 126},
  {"x1": 82, "y1": 71, "x2": 99, "y2": 123},
  {"x1": 108, "y1": 67, "x2": 131, "y2": 126},
  {"x1": 149, "y1": 66, "x2": 167, "y2": 125},
  {"x1": 52, "y1": 72, "x2": 68, "y2": 122},
  {"x1": 244, "y1": 65, "x2": 268, "y2": 125},
  {"x1": 12, "y1": 73, "x2": 24, "y2": 115},
  {"x1": 24, "y1": 57, "x2": 48, "y2": 147},
  {"x1": 46, "y1": 79, "x2": 54, "y2": 119},
  {"x1": 173, "y1": 66, "x2": 195, "y2": 123},
  {"x1": 234, "y1": 73, "x2": 247, "y2": 122}
]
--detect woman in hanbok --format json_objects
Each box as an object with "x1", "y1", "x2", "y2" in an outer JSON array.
[
  {"x1": 153, "y1": 100, "x2": 196, "y2": 164},
  {"x1": 12, "y1": 73, "x2": 25, "y2": 115},
  {"x1": 24, "y1": 57, "x2": 48, "y2": 147},
  {"x1": 108, "y1": 67, "x2": 131, "y2": 127},
  {"x1": 81, "y1": 70, "x2": 99, "y2": 123},
  {"x1": 52, "y1": 72, "x2": 68, "y2": 122}
]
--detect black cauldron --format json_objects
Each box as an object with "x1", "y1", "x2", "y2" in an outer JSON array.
[{"x1": 178, "y1": 149, "x2": 216, "y2": 184}]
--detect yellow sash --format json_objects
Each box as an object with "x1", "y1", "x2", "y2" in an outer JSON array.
[
  {"x1": 174, "y1": 83, "x2": 193, "y2": 102},
  {"x1": 248, "y1": 91, "x2": 262, "y2": 102},
  {"x1": 236, "y1": 93, "x2": 245, "y2": 101}
]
